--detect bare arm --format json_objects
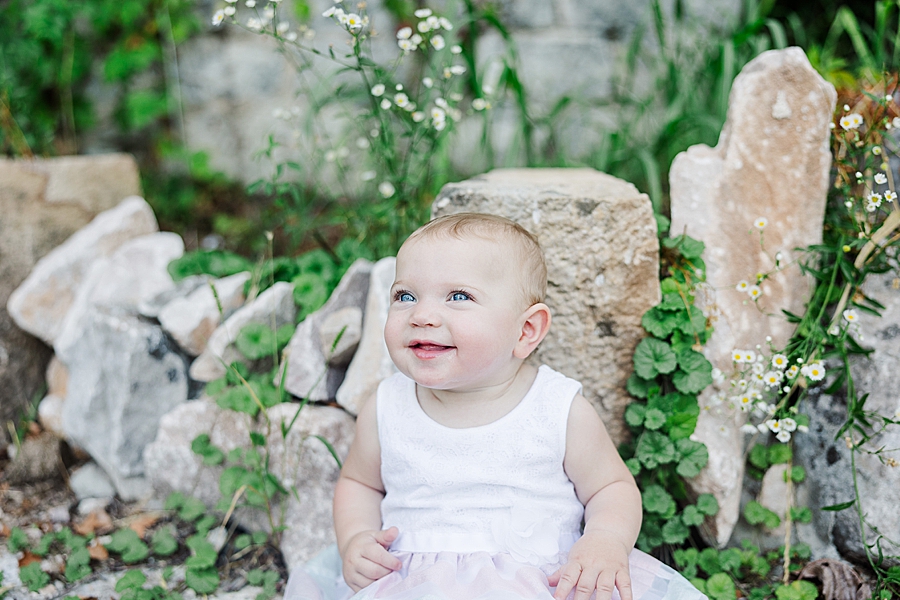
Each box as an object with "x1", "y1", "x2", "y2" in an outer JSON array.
[
  {"x1": 550, "y1": 394, "x2": 641, "y2": 600},
  {"x1": 333, "y1": 392, "x2": 401, "y2": 591}
]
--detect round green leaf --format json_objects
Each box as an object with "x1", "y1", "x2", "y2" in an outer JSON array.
[
  {"x1": 152, "y1": 526, "x2": 178, "y2": 557},
  {"x1": 633, "y1": 338, "x2": 677, "y2": 379},
  {"x1": 681, "y1": 505, "x2": 704, "y2": 527},
  {"x1": 236, "y1": 323, "x2": 277, "y2": 360},
  {"x1": 672, "y1": 350, "x2": 713, "y2": 394},
  {"x1": 292, "y1": 273, "x2": 329, "y2": 313},
  {"x1": 635, "y1": 431, "x2": 676, "y2": 469},
  {"x1": 625, "y1": 458, "x2": 641, "y2": 476},
  {"x1": 185, "y1": 567, "x2": 219, "y2": 595},
  {"x1": 705, "y1": 572, "x2": 736, "y2": 600},
  {"x1": 662, "y1": 518, "x2": 689, "y2": 545},
  {"x1": 624, "y1": 403, "x2": 646, "y2": 427},
  {"x1": 675, "y1": 438, "x2": 709, "y2": 478},
  {"x1": 116, "y1": 570, "x2": 147, "y2": 593},
  {"x1": 643, "y1": 408, "x2": 667, "y2": 430},
  {"x1": 641, "y1": 307, "x2": 679, "y2": 338},
  {"x1": 642, "y1": 484, "x2": 675, "y2": 515},
  {"x1": 626, "y1": 374, "x2": 656, "y2": 399},
  {"x1": 696, "y1": 494, "x2": 719, "y2": 516}
]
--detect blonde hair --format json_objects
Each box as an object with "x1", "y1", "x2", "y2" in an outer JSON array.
[{"x1": 404, "y1": 213, "x2": 547, "y2": 306}]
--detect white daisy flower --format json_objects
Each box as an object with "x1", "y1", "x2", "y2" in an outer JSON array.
[
  {"x1": 740, "y1": 424, "x2": 759, "y2": 435},
  {"x1": 752, "y1": 362, "x2": 765, "y2": 375},
  {"x1": 212, "y1": 9, "x2": 226, "y2": 25},
  {"x1": 867, "y1": 191, "x2": 883, "y2": 206},
  {"x1": 873, "y1": 146, "x2": 882, "y2": 155},
  {"x1": 439, "y1": 17, "x2": 453, "y2": 30},
  {"x1": 748, "y1": 285, "x2": 762, "y2": 300},
  {"x1": 398, "y1": 39, "x2": 414, "y2": 51},
  {"x1": 754, "y1": 217, "x2": 768, "y2": 230},
  {"x1": 449, "y1": 65, "x2": 466, "y2": 75},
  {"x1": 735, "y1": 280, "x2": 749, "y2": 292},
  {"x1": 360, "y1": 170, "x2": 376, "y2": 181},
  {"x1": 776, "y1": 430, "x2": 792, "y2": 443},
  {"x1": 732, "y1": 349, "x2": 745, "y2": 363},
  {"x1": 430, "y1": 107, "x2": 446, "y2": 121},
  {"x1": 322, "y1": 6, "x2": 336, "y2": 17},
  {"x1": 417, "y1": 20, "x2": 431, "y2": 32},
  {"x1": 411, "y1": 111, "x2": 425, "y2": 122},
  {"x1": 757, "y1": 423, "x2": 769, "y2": 434},
  {"x1": 246, "y1": 0, "x2": 256, "y2": 6},
  {"x1": 430, "y1": 35, "x2": 445, "y2": 50},
  {"x1": 840, "y1": 114, "x2": 862, "y2": 130},
  {"x1": 378, "y1": 181, "x2": 395, "y2": 198},
  {"x1": 875, "y1": 173, "x2": 888, "y2": 184},
  {"x1": 224, "y1": 5, "x2": 236, "y2": 16},
  {"x1": 763, "y1": 371, "x2": 783, "y2": 387},
  {"x1": 426, "y1": 16, "x2": 439, "y2": 29},
  {"x1": 472, "y1": 98, "x2": 487, "y2": 111},
  {"x1": 433, "y1": 119, "x2": 446, "y2": 131},
  {"x1": 771, "y1": 354, "x2": 788, "y2": 369},
  {"x1": 885, "y1": 190, "x2": 897, "y2": 202},
  {"x1": 804, "y1": 363, "x2": 826, "y2": 381},
  {"x1": 345, "y1": 13, "x2": 363, "y2": 32},
  {"x1": 410, "y1": 33, "x2": 423, "y2": 45},
  {"x1": 798, "y1": 424, "x2": 809, "y2": 433},
  {"x1": 842, "y1": 309, "x2": 859, "y2": 322},
  {"x1": 393, "y1": 93, "x2": 409, "y2": 108},
  {"x1": 766, "y1": 419, "x2": 782, "y2": 433},
  {"x1": 450, "y1": 44, "x2": 462, "y2": 54},
  {"x1": 370, "y1": 83, "x2": 385, "y2": 97},
  {"x1": 422, "y1": 77, "x2": 433, "y2": 88},
  {"x1": 380, "y1": 98, "x2": 392, "y2": 110},
  {"x1": 247, "y1": 17, "x2": 263, "y2": 30},
  {"x1": 396, "y1": 26, "x2": 412, "y2": 39},
  {"x1": 743, "y1": 350, "x2": 756, "y2": 363},
  {"x1": 414, "y1": 8, "x2": 432, "y2": 17},
  {"x1": 781, "y1": 418, "x2": 797, "y2": 432},
  {"x1": 738, "y1": 395, "x2": 753, "y2": 410},
  {"x1": 866, "y1": 201, "x2": 879, "y2": 213},
  {"x1": 277, "y1": 21, "x2": 289, "y2": 34}
]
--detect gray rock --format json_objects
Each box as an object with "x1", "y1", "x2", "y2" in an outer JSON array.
[
  {"x1": 4, "y1": 432, "x2": 61, "y2": 484},
  {"x1": 159, "y1": 271, "x2": 251, "y2": 356},
  {"x1": 335, "y1": 258, "x2": 398, "y2": 415},
  {"x1": 669, "y1": 48, "x2": 835, "y2": 547},
  {"x1": 54, "y1": 232, "x2": 184, "y2": 357},
  {"x1": 69, "y1": 461, "x2": 117, "y2": 500},
  {"x1": 7, "y1": 196, "x2": 158, "y2": 346},
  {"x1": 144, "y1": 397, "x2": 355, "y2": 571},
  {"x1": 189, "y1": 281, "x2": 296, "y2": 382},
  {"x1": 139, "y1": 274, "x2": 211, "y2": 318},
  {"x1": 795, "y1": 269, "x2": 900, "y2": 566},
  {"x1": 77, "y1": 497, "x2": 112, "y2": 516},
  {"x1": 0, "y1": 155, "x2": 140, "y2": 441},
  {"x1": 60, "y1": 308, "x2": 188, "y2": 500},
  {"x1": 432, "y1": 168, "x2": 660, "y2": 444},
  {"x1": 321, "y1": 306, "x2": 363, "y2": 367},
  {"x1": 282, "y1": 260, "x2": 372, "y2": 401}
]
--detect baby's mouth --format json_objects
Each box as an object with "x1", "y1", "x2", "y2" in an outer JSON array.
[{"x1": 409, "y1": 342, "x2": 454, "y2": 357}]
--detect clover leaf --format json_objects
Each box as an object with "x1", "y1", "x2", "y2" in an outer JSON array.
[
  {"x1": 636, "y1": 431, "x2": 676, "y2": 469},
  {"x1": 681, "y1": 505, "x2": 705, "y2": 527},
  {"x1": 675, "y1": 438, "x2": 709, "y2": 478}
]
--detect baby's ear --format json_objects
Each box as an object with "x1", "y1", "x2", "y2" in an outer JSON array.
[{"x1": 514, "y1": 303, "x2": 551, "y2": 359}]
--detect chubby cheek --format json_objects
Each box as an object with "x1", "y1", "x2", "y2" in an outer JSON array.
[{"x1": 383, "y1": 313, "x2": 405, "y2": 360}]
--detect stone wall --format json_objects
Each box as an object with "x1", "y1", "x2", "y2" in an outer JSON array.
[{"x1": 83, "y1": 0, "x2": 740, "y2": 185}]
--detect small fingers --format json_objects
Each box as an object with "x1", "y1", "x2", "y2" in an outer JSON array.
[
  {"x1": 552, "y1": 563, "x2": 583, "y2": 600},
  {"x1": 354, "y1": 557, "x2": 394, "y2": 581},
  {"x1": 361, "y1": 542, "x2": 402, "y2": 571},
  {"x1": 616, "y1": 569, "x2": 634, "y2": 600},
  {"x1": 587, "y1": 570, "x2": 616, "y2": 600}
]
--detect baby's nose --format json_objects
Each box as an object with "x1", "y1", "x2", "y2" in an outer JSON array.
[{"x1": 410, "y1": 302, "x2": 440, "y2": 326}]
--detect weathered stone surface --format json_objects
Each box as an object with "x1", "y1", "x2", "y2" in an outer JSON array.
[
  {"x1": 432, "y1": 168, "x2": 659, "y2": 443},
  {"x1": 144, "y1": 398, "x2": 355, "y2": 570},
  {"x1": 159, "y1": 271, "x2": 251, "y2": 356},
  {"x1": 335, "y1": 258, "x2": 398, "y2": 415},
  {"x1": 282, "y1": 260, "x2": 372, "y2": 401},
  {"x1": 794, "y1": 270, "x2": 900, "y2": 566},
  {"x1": 321, "y1": 307, "x2": 363, "y2": 367},
  {"x1": 46, "y1": 356, "x2": 68, "y2": 397},
  {"x1": 757, "y1": 464, "x2": 790, "y2": 538},
  {"x1": 54, "y1": 232, "x2": 184, "y2": 357},
  {"x1": 189, "y1": 282, "x2": 296, "y2": 382},
  {"x1": 138, "y1": 274, "x2": 211, "y2": 319},
  {"x1": 4, "y1": 432, "x2": 61, "y2": 484},
  {"x1": 37, "y1": 394, "x2": 66, "y2": 439},
  {"x1": 69, "y1": 462, "x2": 116, "y2": 500},
  {"x1": 0, "y1": 154, "x2": 140, "y2": 441},
  {"x1": 7, "y1": 196, "x2": 158, "y2": 345},
  {"x1": 668, "y1": 48, "x2": 835, "y2": 547},
  {"x1": 60, "y1": 309, "x2": 188, "y2": 500}
]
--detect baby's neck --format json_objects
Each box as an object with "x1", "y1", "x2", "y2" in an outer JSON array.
[{"x1": 415, "y1": 363, "x2": 539, "y2": 429}]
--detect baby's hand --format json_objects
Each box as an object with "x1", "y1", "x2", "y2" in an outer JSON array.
[
  {"x1": 341, "y1": 526, "x2": 402, "y2": 592},
  {"x1": 548, "y1": 532, "x2": 632, "y2": 600}
]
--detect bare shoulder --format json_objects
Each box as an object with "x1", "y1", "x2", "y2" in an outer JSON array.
[
  {"x1": 339, "y1": 391, "x2": 384, "y2": 492},
  {"x1": 563, "y1": 393, "x2": 632, "y2": 503}
]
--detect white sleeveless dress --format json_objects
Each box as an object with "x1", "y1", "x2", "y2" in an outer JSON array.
[{"x1": 284, "y1": 366, "x2": 706, "y2": 600}]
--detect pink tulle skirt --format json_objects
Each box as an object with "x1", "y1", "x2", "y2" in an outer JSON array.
[{"x1": 284, "y1": 546, "x2": 706, "y2": 600}]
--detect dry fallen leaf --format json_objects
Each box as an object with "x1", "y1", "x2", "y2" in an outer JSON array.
[
  {"x1": 798, "y1": 558, "x2": 873, "y2": 600},
  {"x1": 18, "y1": 550, "x2": 41, "y2": 567},
  {"x1": 88, "y1": 538, "x2": 109, "y2": 561},
  {"x1": 73, "y1": 509, "x2": 114, "y2": 536},
  {"x1": 127, "y1": 513, "x2": 160, "y2": 538}
]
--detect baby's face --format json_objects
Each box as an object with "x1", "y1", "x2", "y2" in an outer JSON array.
[{"x1": 385, "y1": 235, "x2": 530, "y2": 392}]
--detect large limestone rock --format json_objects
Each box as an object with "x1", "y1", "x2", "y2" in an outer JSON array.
[
  {"x1": 144, "y1": 398, "x2": 355, "y2": 570},
  {"x1": 335, "y1": 258, "x2": 398, "y2": 415},
  {"x1": 795, "y1": 269, "x2": 900, "y2": 566},
  {"x1": 7, "y1": 196, "x2": 158, "y2": 345},
  {"x1": 668, "y1": 47, "x2": 835, "y2": 546},
  {"x1": 432, "y1": 168, "x2": 659, "y2": 443},
  {"x1": 0, "y1": 154, "x2": 140, "y2": 439},
  {"x1": 60, "y1": 309, "x2": 189, "y2": 500},
  {"x1": 282, "y1": 259, "x2": 372, "y2": 401},
  {"x1": 189, "y1": 282, "x2": 296, "y2": 381},
  {"x1": 54, "y1": 232, "x2": 184, "y2": 358},
  {"x1": 158, "y1": 271, "x2": 251, "y2": 356}
]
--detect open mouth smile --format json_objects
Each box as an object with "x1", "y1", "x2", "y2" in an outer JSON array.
[{"x1": 409, "y1": 341, "x2": 455, "y2": 359}]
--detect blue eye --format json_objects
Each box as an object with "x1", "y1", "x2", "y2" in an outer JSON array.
[
  {"x1": 450, "y1": 291, "x2": 471, "y2": 301},
  {"x1": 397, "y1": 291, "x2": 415, "y2": 302}
]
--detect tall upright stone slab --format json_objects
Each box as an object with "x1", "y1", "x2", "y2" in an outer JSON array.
[
  {"x1": 669, "y1": 47, "x2": 836, "y2": 546},
  {"x1": 0, "y1": 155, "x2": 141, "y2": 439},
  {"x1": 432, "y1": 168, "x2": 660, "y2": 443}
]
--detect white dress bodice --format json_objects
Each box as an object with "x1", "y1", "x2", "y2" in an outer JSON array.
[{"x1": 376, "y1": 365, "x2": 585, "y2": 566}]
